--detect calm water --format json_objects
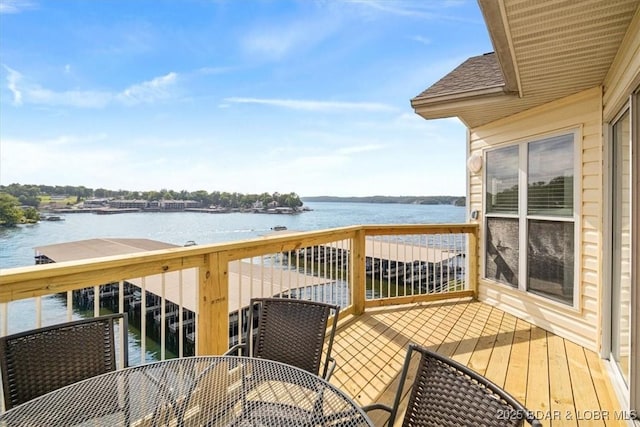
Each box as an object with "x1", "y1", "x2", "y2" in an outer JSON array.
[
  {"x1": 1, "y1": 202, "x2": 466, "y2": 269},
  {"x1": 0, "y1": 202, "x2": 465, "y2": 362}
]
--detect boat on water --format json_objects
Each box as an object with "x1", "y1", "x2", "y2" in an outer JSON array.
[
  {"x1": 42, "y1": 215, "x2": 65, "y2": 221},
  {"x1": 271, "y1": 225, "x2": 287, "y2": 231}
]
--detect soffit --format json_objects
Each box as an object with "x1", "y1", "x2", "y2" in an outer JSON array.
[{"x1": 412, "y1": 0, "x2": 640, "y2": 128}]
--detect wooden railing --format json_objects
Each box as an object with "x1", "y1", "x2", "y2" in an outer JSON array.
[{"x1": 0, "y1": 223, "x2": 478, "y2": 362}]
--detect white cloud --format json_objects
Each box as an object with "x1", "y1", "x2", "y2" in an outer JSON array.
[
  {"x1": 0, "y1": 123, "x2": 466, "y2": 197},
  {"x1": 410, "y1": 35, "x2": 431, "y2": 45},
  {"x1": 118, "y1": 72, "x2": 178, "y2": 105},
  {"x1": 0, "y1": 0, "x2": 36, "y2": 14},
  {"x1": 347, "y1": 0, "x2": 463, "y2": 18},
  {"x1": 225, "y1": 97, "x2": 395, "y2": 112},
  {"x1": 3, "y1": 68, "x2": 178, "y2": 108},
  {"x1": 0, "y1": 135, "x2": 125, "y2": 186},
  {"x1": 240, "y1": 15, "x2": 339, "y2": 60},
  {"x1": 243, "y1": 31, "x2": 297, "y2": 59},
  {"x1": 4, "y1": 66, "x2": 23, "y2": 105},
  {"x1": 25, "y1": 87, "x2": 113, "y2": 108}
]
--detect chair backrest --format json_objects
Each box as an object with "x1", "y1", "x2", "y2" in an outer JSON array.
[
  {"x1": 248, "y1": 298, "x2": 339, "y2": 379},
  {"x1": 0, "y1": 313, "x2": 128, "y2": 410},
  {"x1": 391, "y1": 344, "x2": 541, "y2": 427}
]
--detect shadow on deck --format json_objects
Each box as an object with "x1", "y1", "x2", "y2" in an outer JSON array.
[{"x1": 330, "y1": 298, "x2": 625, "y2": 427}]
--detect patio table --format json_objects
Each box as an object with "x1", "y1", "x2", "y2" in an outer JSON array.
[{"x1": 0, "y1": 355, "x2": 373, "y2": 427}]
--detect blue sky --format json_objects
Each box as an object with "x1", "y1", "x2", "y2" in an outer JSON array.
[{"x1": 0, "y1": 0, "x2": 492, "y2": 197}]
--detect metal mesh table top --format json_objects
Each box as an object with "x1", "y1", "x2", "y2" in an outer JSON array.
[{"x1": 0, "y1": 356, "x2": 373, "y2": 427}]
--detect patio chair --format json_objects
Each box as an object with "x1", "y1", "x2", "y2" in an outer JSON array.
[
  {"x1": 363, "y1": 343, "x2": 542, "y2": 426},
  {"x1": 224, "y1": 297, "x2": 340, "y2": 380},
  {"x1": 0, "y1": 312, "x2": 128, "y2": 410}
]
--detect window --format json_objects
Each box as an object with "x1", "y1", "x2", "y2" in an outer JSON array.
[
  {"x1": 484, "y1": 133, "x2": 576, "y2": 305},
  {"x1": 485, "y1": 146, "x2": 519, "y2": 287}
]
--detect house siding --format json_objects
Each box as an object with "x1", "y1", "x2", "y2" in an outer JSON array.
[{"x1": 469, "y1": 87, "x2": 603, "y2": 351}]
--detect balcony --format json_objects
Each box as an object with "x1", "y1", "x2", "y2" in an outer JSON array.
[{"x1": 0, "y1": 224, "x2": 625, "y2": 425}]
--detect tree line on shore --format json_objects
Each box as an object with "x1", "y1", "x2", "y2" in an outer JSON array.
[
  {"x1": 302, "y1": 195, "x2": 466, "y2": 206},
  {"x1": 0, "y1": 183, "x2": 303, "y2": 227}
]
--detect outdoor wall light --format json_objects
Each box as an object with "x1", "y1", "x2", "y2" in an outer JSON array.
[{"x1": 467, "y1": 153, "x2": 483, "y2": 174}]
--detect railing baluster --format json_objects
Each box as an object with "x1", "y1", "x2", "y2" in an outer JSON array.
[
  {"x1": 66, "y1": 291, "x2": 73, "y2": 321},
  {"x1": 34, "y1": 296, "x2": 41, "y2": 328},
  {"x1": 160, "y1": 272, "x2": 166, "y2": 361},
  {"x1": 178, "y1": 270, "x2": 183, "y2": 358},
  {"x1": 141, "y1": 276, "x2": 147, "y2": 363},
  {"x1": 1, "y1": 303, "x2": 6, "y2": 336},
  {"x1": 241, "y1": 259, "x2": 246, "y2": 348},
  {"x1": 91, "y1": 285, "x2": 98, "y2": 317}
]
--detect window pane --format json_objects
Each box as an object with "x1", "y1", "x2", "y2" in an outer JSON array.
[
  {"x1": 528, "y1": 134, "x2": 574, "y2": 216},
  {"x1": 486, "y1": 146, "x2": 519, "y2": 214},
  {"x1": 527, "y1": 220, "x2": 574, "y2": 305},
  {"x1": 485, "y1": 218, "x2": 519, "y2": 287}
]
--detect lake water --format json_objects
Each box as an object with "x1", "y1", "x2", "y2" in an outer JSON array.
[
  {"x1": 0, "y1": 202, "x2": 466, "y2": 363},
  {"x1": 1, "y1": 202, "x2": 466, "y2": 269}
]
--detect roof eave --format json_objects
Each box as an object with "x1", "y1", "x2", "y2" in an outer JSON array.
[
  {"x1": 478, "y1": 0, "x2": 521, "y2": 96},
  {"x1": 411, "y1": 87, "x2": 519, "y2": 127},
  {"x1": 411, "y1": 85, "x2": 508, "y2": 108}
]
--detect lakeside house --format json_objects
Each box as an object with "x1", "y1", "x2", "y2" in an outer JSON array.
[
  {"x1": 411, "y1": 0, "x2": 639, "y2": 415},
  {"x1": 73, "y1": 198, "x2": 307, "y2": 214}
]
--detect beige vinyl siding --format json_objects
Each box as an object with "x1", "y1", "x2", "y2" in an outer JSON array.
[{"x1": 469, "y1": 87, "x2": 603, "y2": 351}]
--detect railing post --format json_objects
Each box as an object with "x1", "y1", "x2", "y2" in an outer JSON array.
[
  {"x1": 351, "y1": 229, "x2": 366, "y2": 315},
  {"x1": 197, "y1": 252, "x2": 229, "y2": 355},
  {"x1": 468, "y1": 226, "x2": 478, "y2": 298}
]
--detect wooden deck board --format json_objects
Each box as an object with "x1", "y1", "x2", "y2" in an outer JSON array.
[
  {"x1": 583, "y1": 350, "x2": 628, "y2": 427},
  {"x1": 330, "y1": 298, "x2": 624, "y2": 427},
  {"x1": 484, "y1": 312, "x2": 516, "y2": 388},
  {"x1": 526, "y1": 326, "x2": 551, "y2": 421},
  {"x1": 504, "y1": 318, "x2": 531, "y2": 404},
  {"x1": 547, "y1": 333, "x2": 577, "y2": 426},
  {"x1": 565, "y1": 340, "x2": 606, "y2": 427}
]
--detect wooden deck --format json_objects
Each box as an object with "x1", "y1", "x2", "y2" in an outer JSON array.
[{"x1": 331, "y1": 298, "x2": 625, "y2": 427}]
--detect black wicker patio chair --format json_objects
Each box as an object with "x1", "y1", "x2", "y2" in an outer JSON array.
[
  {"x1": 224, "y1": 297, "x2": 340, "y2": 380},
  {"x1": 0, "y1": 312, "x2": 128, "y2": 410},
  {"x1": 363, "y1": 343, "x2": 542, "y2": 426}
]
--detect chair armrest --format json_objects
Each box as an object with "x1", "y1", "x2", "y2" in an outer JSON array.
[
  {"x1": 360, "y1": 403, "x2": 393, "y2": 427},
  {"x1": 361, "y1": 403, "x2": 392, "y2": 413},
  {"x1": 223, "y1": 343, "x2": 247, "y2": 356}
]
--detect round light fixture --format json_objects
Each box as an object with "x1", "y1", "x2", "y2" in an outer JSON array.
[{"x1": 467, "y1": 153, "x2": 483, "y2": 174}]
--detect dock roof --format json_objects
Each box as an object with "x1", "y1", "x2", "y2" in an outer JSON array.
[
  {"x1": 33, "y1": 238, "x2": 328, "y2": 313},
  {"x1": 34, "y1": 238, "x2": 178, "y2": 261}
]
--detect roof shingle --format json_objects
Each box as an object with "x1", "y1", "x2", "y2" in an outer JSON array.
[{"x1": 412, "y1": 52, "x2": 505, "y2": 101}]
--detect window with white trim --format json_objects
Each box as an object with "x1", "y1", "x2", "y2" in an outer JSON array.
[{"x1": 484, "y1": 132, "x2": 577, "y2": 305}]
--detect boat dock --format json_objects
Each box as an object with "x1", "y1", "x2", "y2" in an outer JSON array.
[{"x1": 35, "y1": 236, "x2": 465, "y2": 353}]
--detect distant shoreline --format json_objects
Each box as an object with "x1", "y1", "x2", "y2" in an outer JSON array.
[
  {"x1": 43, "y1": 207, "x2": 309, "y2": 215},
  {"x1": 302, "y1": 196, "x2": 465, "y2": 206}
]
